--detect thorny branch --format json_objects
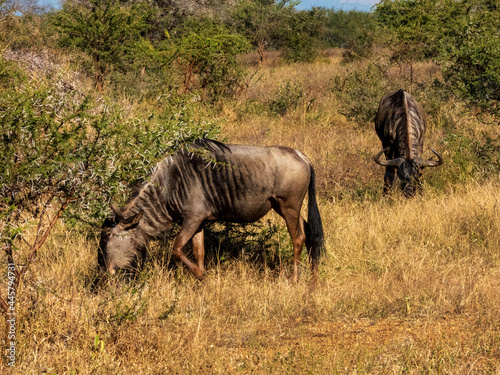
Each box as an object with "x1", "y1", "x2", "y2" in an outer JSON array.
[{"x1": 0, "y1": 193, "x2": 76, "y2": 315}]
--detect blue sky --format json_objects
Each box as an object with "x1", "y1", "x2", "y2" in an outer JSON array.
[
  {"x1": 38, "y1": 0, "x2": 377, "y2": 13},
  {"x1": 296, "y1": 0, "x2": 378, "y2": 12},
  {"x1": 38, "y1": 0, "x2": 59, "y2": 9}
]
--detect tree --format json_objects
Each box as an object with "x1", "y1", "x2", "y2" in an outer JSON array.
[
  {"x1": 170, "y1": 19, "x2": 250, "y2": 101},
  {"x1": 375, "y1": 0, "x2": 460, "y2": 60},
  {"x1": 0, "y1": 0, "x2": 50, "y2": 50},
  {"x1": 317, "y1": 8, "x2": 379, "y2": 61},
  {"x1": 320, "y1": 9, "x2": 378, "y2": 49},
  {"x1": 52, "y1": 0, "x2": 152, "y2": 91},
  {"x1": 232, "y1": 0, "x2": 296, "y2": 65},
  {"x1": 441, "y1": 0, "x2": 500, "y2": 115},
  {"x1": 278, "y1": 8, "x2": 323, "y2": 63},
  {"x1": 145, "y1": 0, "x2": 239, "y2": 42},
  {"x1": 375, "y1": 0, "x2": 500, "y2": 117}
]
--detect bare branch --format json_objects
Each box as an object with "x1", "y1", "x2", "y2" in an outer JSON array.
[{"x1": 18, "y1": 195, "x2": 76, "y2": 281}]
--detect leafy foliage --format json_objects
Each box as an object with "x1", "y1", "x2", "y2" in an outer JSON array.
[
  {"x1": 172, "y1": 19, "x2": 251, "y2": 101},
  {"x1": 332, "y1": 64, "x2": 388, "y2": 123},
  {"x1": 375, "y1": 0, "x2": 500, "y2": 116},
  {"x1": 375, "y1": 0, "x2": 457, "y2": 60},
  {"x1": 51, "y1": 0, "x2": 153, "y2": 91},
  {"x1": 231, "y1": 0, "x2": 297, "y2": 63},
  {"x1": 268, "y1": 81, "x2": 305, "y2": 116},
  {"x1": 440, "y1": 1, "x2": 500, "y2": 115},
  {"x1": 279, "y1": 8, "x2": 323, "y2": 63},
  {"x1": 319, "y1": 9, "x2": 379, "y2": 49}
]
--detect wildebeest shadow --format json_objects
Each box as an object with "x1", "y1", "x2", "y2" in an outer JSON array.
[
  {"x1": 149, "y1": 220, "x2": 294, "y2": 275},
  {"x1": 88, "y1": 220, "x2": 294, "y2": 293}
]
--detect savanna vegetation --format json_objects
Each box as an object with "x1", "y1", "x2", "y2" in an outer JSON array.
[{"x1": 1, "y1": 0, "x2": 500, "y2": 373}]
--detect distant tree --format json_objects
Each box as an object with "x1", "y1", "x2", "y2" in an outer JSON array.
[
  {"x1": 147, "y1": 0, "x2": 238, "y2": 41},
  {"x1": 278, "y1": 8, "x2": 323, "y2": 62},
  {"x1": 441, "y1": 0, "x2": 500, "y2": 115},
  {"x1": 375, "y1": 0, "x2": 456, "y2": 60},
  {"x1": 52, "y1": 0, "x2": 152, "y2": 91},
  {"x1": 232, "y1": 0, "x2": 297, "y2": 65},
  {"x1": 375, "y1": 0, "x2": 500, "y2": 116},
  {"x1": 316, "y1": 8, "x2": 379, "y2": 61},
  {"x1": 1, "y1": 0, "x2": 47, "y2": 16},
  {"x1": 0, "y1": 0, "x2": 13, "y2": 17},
  {"x1": 0, "y1": 0, "x2": 50, "y2": 49},
  {"x1": 0, "y1": 0, "x2": 14, "y2": 46},
  {"x1": 171, "y1": 18, "x2": 250, "y2": 101}
]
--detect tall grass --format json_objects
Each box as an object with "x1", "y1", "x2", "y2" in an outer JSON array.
[{"x1": 2, "y1": 50, "x2": 500, "y2": 373}]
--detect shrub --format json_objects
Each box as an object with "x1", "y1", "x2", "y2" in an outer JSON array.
[
  {"x1": 341, "y1": 37, "x2": 374, "y2": 63},
  {"x1": 375, "y1": 0, "x2": 500, "y2": 118},
  {"x1": 172, "y1": 19, "x2": 251, "y2": 102},
  {"x1": 321, "y1": 9, "x2": 380, "y2": 50},
  {"x1": 441, "y1": 2, "x2": 500, "y2": 116},
  {"x1": 268, "y1": 81, "x2": 305, "y2": 116},
  {"x1": 51, "y1": 0, "x2": 153, "y2": 91},
  {"x1": 279, "y1": 10, "x2": 322, "y2": 63},
  {"x1": 332, "y1": 64, "x2": 388, "y2": 123}
]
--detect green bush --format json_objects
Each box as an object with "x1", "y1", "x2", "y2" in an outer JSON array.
[
  {"x1": 268, "y1": 81, "x2": 305, "y2": 116},
  {"x1": 332, "y1": 64, "x2": 388, "y2": 123},
  {"x1": 375, "y1": 0, "x2": 500, "y2": 118},
  {"x1": 170, "y1": 19, "x2": 251, "y2": 102},
  {"x1": 341, "y1": 37, "x2": 374, "y2": 63},
  {"x1": 320, "y1": 9, "x2": 380, "y2": 50},
  {"x1": 280, "y1": 10, "x2": 322, "y2": 63},
  {"x1": 444, "y1": 131, "x2": 500, "y2": 183},
  {"x1": 51, "y1": 0, "x2": 153, "y2": 91},
  {"x1": 441, "y1": 2, "x2": 500, "y2": 116},
  {"x1": 230, "y1": 0, "x2": 294, "y2": 64}
]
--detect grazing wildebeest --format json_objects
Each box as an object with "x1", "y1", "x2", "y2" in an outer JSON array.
[
  {"x1": 373, "y1": 89, "x2": 443, "y2": 196},
  {"x1": 98, "y1": 139, "x2": 324, "y2": 282}
]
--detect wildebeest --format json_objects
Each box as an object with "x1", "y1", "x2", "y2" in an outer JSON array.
[
  {"x1": 373, "y1": 89, "x2": 443, "y2": 196},
  {"x1": 98, "y1": 139, "x2": 324, "y2": 282}
]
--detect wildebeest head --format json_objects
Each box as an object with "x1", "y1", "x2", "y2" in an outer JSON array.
[
  {"x1": 98, "y1": 204, "x2": 146, "y2": 275},
  {"x1": 373, "y1": 147, "x2": 443, "y2": 196}
]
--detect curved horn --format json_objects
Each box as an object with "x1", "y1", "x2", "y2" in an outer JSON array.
[
  {"x1": 416, "y1": 148, "x2": 444, "y2": 168},
  {"x1": 373, "y1": 147, "x2": 405, "y2": 167},
  {"x1": 110, "y1": 203, "x2": 125, "y2": 222}
]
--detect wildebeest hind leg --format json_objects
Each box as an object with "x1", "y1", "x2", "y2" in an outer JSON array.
[
  {"x1": 172, "y1": 219, "x2": 206, "y2": 280},
  {"x1": 274, "y1": 201, "x2": 306, "y2": 283}
]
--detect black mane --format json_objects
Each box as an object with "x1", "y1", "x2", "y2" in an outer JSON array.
[{"x1": 191, "y1": 138, "x2": 231, "y2": 153}]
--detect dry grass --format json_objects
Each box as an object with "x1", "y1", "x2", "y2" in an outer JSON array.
[
  {"x1": 2, "y1": 51, "x2": 500, "y2": 373},
  {"x1": 5, "y1": 182, "x2": 500, "y2": 374}
]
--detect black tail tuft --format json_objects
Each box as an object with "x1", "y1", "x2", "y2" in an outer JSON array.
[{"x1": 306, "y1": 165, "x2": 325, "y2": 266}]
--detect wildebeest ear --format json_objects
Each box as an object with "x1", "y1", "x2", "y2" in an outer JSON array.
[{"x1": 121, "y1": 211, "x2": 144, "y2": 230}]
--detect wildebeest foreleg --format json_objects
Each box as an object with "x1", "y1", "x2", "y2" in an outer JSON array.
[
  {"x1": 172, "y1": 219, "x2": 206, "y2": 280},
  {"x1": 192, "y1": 228, "x2": 205, "y2": 274}
]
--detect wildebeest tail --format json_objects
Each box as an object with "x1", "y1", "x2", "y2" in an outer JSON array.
[{"x1": 306, "y1": 164, "x2": 325, "y2": 265}]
